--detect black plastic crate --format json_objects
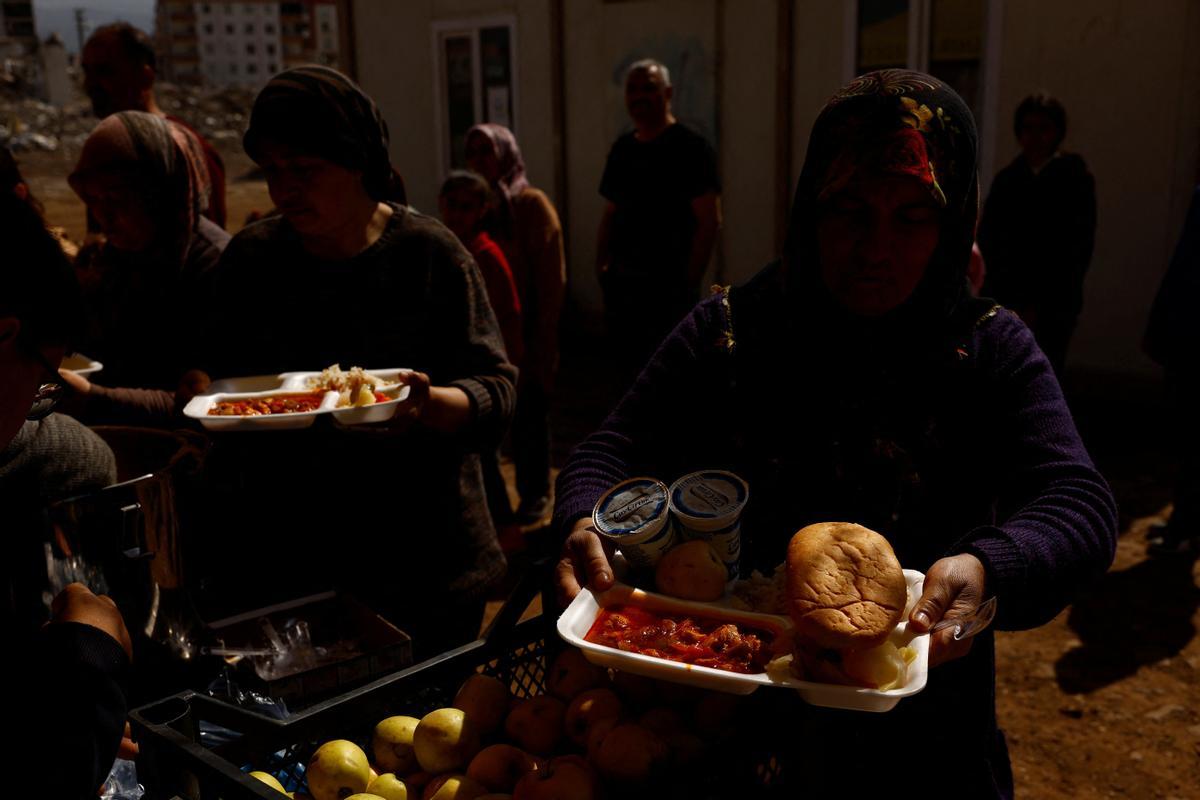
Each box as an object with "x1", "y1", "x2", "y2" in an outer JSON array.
[{"x1": 131, "y1": 575, "x2": 793, "y2": 799}]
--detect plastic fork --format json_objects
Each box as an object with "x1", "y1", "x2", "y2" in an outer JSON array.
[{"x1": 927, "y1": 596, "x2": 997, "y2": 641}]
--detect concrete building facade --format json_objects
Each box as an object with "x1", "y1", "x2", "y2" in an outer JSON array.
[
  {"x1": 345, "y1": 0, "x2": 1199, "y2": 377},
  {"x1": 156, "y1": 0, "x2": 340, "y2": 87}
]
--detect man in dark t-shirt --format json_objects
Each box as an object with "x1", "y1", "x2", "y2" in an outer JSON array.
[{"x1": 597, "y1": 59, "x2": 721, "y2": 382}]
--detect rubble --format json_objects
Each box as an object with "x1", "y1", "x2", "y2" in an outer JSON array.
[{"x1": 0, "y1": 78, "x2": 255, "y2": 154}]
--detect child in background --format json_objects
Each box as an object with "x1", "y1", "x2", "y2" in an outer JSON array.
[
  {"x1": 440, "y1": 171, "x2": 525, "y2": 537},
  {"x1": 440, "y1": 171, "x2": 524, "y2": 366}
]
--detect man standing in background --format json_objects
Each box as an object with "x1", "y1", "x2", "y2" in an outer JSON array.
[
  {"x1": 82, "y1": 22, "x2": 226, "y2": 228},
  {"x1": 979, "y1": 92, "x2": 1096, "y2": 376},
  {"x1": 596, "y1": 58, "x2": 721, "y2": 384}
]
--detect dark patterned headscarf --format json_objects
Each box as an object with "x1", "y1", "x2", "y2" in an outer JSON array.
[
  {"x1": 70, "y1": 110, "x2": 212, "y2": 262},
  {"x1": 784, "y1": 70, "x2": 981, "y2": 338},
  {"x1": 244, "y1": 65, "x2": 406, "y2": 204},
  {"x1": 466, "y1": 123, "x2": 529, "y2": 236}
]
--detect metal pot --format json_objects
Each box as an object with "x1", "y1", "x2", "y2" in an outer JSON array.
[{"x1": 47, "y1": 427, "x2": 208, "y2": 660}]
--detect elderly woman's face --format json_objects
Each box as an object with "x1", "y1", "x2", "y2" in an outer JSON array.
[
  {"x1": 76, "y1": 171, "x2": 157, "y2": 253},
  {"x1": 816, "y1": 175, "x2": 941, "y2": 317},
  {"x1": 257, "y1": 140, "x2": 369, "y2": 237}
]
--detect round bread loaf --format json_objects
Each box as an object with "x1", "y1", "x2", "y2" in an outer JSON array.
[{"x1": 785, "y1": 522, "x2": 907, "y2": 650}]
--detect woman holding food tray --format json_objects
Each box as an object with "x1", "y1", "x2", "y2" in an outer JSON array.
[
  {"x1": 58, "y1": 111, "x2": 229, "y2": 424},
  {"x1": 192, "y1": 67, "x2": 515, "y2": 656},
  {"x1": 553, "y1": 70, "x2": 1117, "y2": 797}
]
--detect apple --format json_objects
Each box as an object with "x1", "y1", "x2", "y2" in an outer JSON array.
[
  {"x1": 373, "y1": 716, "x2": 421, "y2": 774},
  {"x1": 503, "y1": 696, "x2": 565, "y2": 755},
  {"x1": 307, "y1": 740, "x2": 371, "y2": 800},
  {"x1": 403, "y1": 771, "x2": 434, "y2": 797},
  {"x1": 608, "y1": 670, "x2": 656, "y2": 706},
  {"x1": 564, "y1": 689, "x2": 623, "y2": 746},
  {"x1": 584, "y1": 716, "x2": 618, "y2": 762},
  {"x1": 590, "y1": 723, "x2": 669, "y2": 783},
  {"x1": 512, "y1": 755, "x2": 596, "y2": 800},
  {"x1": 414, "y1": 708, "x2": 481, "y2": 773},
  {"x1": 248, "y1": 771, "x2": 286, "y2": 794},
  {"x1": 453, "y1": 674, "x2": 511, "y2": 735},
  {"x1": 422, "y1": 774, "x2": 488, "y2": 800},
  {"x1": 637, "y1": 707, "x2": 685, "y2": 738},
  {"x1": 466, "y1": 744, "x2": 540, "y2": 793},
  {"x1": 366, "y1": 773, "x2": 409, "y2": 800},
  {"x1": 664, "y1": 731, "x2": 706, "y2": 765},
  {"x1": 693, "y1": 691, "x2": 742, "y2": 739},
  {"x1": 344, "y1": 795, "x2": 386, "y2": 800},
  {"x1": 546, "y1": 649, "x2": 603, "y2": 701}
]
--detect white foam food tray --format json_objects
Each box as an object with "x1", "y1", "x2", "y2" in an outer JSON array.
[
  {"x1": 557, "y1": 569, "x2": 929, "y2": 711},
  {"x1": 184, "y1": 368, "x2": 412, "y2": 431},
  {"x1": 61, "y1": 353, "x2": 103, "y2": 376}
]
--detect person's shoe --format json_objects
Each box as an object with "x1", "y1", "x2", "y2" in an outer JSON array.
[{"x1": 516, "y1": 495, "x2": 551, "y2": 526}]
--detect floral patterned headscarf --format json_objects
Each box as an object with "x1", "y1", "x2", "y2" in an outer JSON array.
[
  {"x1": 466, "y1": 123, "x2": 530, "y2": 236},
  {"x1": 785, "y1": 70, "x2": 980, "y2": 329}
]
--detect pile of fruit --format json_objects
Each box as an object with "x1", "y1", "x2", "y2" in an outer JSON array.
[{"x1": 246, "y1": 646, "x2": 756, "y2": 800}]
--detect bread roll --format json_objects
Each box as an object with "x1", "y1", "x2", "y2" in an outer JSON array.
[{"x1": 785, "y1": 522, "x2": 907, "y2": 650}]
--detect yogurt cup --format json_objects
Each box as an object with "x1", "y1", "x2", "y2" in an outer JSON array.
[
  {"x1": 669, "y1": 470, "x2": 749, "y2": 580},
  {"x1": 592, "y1": 477, "x2": 676, "y2": 569}
]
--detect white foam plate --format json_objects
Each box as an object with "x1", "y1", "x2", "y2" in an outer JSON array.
[
  {"x1": 557, "y1": 570, "x2": 929, "y2": 711},
  {"x1": 185, "y1": 368, "x2": 412, "y2": 431},
  {"x1": 61, "y1": 353, "x2": 103, "y2": 376}
]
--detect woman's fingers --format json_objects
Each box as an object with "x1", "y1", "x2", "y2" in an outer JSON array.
[{"x1": 554, "y1": 521, "x2": 614, "y2": 608}]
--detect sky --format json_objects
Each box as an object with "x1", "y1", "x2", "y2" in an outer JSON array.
[{"x1": 32, "y1": 0, "x2": 155, "y2": 52}]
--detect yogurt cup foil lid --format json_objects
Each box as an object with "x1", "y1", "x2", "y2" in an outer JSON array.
[
  {"x1": 594, "y1": 478, "x2": 669, "y2": 536},
  {"x1": 671, "y1": 470, "x2": 749, "y2": 520}
]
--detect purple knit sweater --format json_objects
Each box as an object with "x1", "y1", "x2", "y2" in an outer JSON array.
[{"x1": 553, "y1": 278, "x2": 1116, "y2": 796}]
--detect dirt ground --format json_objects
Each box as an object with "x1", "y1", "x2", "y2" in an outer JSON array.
[{"x1": 13, "y1": 143, "x2": 1200, "y2": 800}]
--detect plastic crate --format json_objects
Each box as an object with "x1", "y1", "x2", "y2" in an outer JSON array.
[{"x1": 131, "y1": 571, "x2": 792, "y2": 799}]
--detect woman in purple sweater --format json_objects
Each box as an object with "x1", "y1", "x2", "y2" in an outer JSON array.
[{"x1": 553, "y1": 71, "x2": 1116, "y2": 797}]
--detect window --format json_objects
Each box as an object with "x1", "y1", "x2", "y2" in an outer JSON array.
[
  {"x1": 854, "y1": 0, "x2": 985, "y2": 114},
  {"x1": 268, "y1": 62, "x2": 277, "y2": 73},
  {"x1": 265, "y1": 23, "x2": 275, "y2": 34},
  {"x1": 225, "y1": 23, "x2": 234, "y2": 34},
  {"x1": 266, "y1": 43, "x2": 276, "y2": 55},
  {"x1": 201, "y1": 3, "x2": 211, "y2": 14},
  {"x1": 247, "y1": 63, "x2": 258, "y2": 74},
  {"x1": 433, "y1": 18, "x2": 517, "y2": 170},
  {"x1": 244, "y1": 3, "x2": 256, "y2": 13},
  {"x1": 245, "y1": 23, "x2": 255, "y2": 34},
  {"x1": 203, "y1": 22, "x2": 214, "y2": 34}
]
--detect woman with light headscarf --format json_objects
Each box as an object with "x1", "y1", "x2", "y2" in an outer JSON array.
[
  {"x1": 466, "y1": 123, "x2": 566, "y2": 525},
  {"x1": 553, "y1": 71, "x2": 1116, "y2": 796},
  {"x1": 63, "y1": 110, "x2": 229, "y2": 422}
]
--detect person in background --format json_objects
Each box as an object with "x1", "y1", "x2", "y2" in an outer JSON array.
[
  {"x1": 466, "y1": 123, "x2": 565, "y2": 525},
  {"x1": 596, "y1": 58, "x2": 721, "y2": 385},
  {"x1": 82, "y1": 21, "x2": 226, "y2": 228},
  {"x1": 0, "y1": 188, "x2": 133, "y2": 799},
  {"x1": 198, "y1": 66, "x2": 514, "y2": 656},
  {"x1": 978, "y1": 92, "x2": 1096, "y2": 376},
  {"x1": 61, "y1": 111, "x2": 229, "y2": 424},
  {"x1": 555, "y1": 71, "x2": 1116, "y2": 798},
  {"x1": 1, "y1": 145, "x2": 78, "y2": 259},
  {"x1": 1143, "y1": 181, "x2": 1200, "y2": 556},
  {"x1": 440, "y1": 169, "x2": 525, "y2": 543}
]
